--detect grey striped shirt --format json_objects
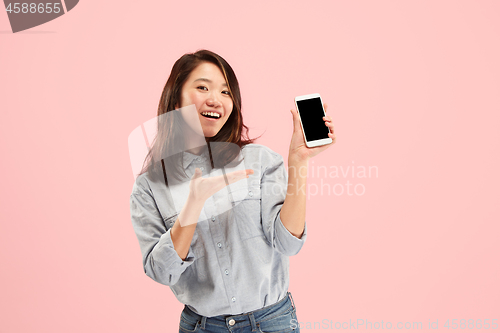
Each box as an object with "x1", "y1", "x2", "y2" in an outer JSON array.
[{"x1": 129, "y1": 143, "x2": 307, "y2": 317}]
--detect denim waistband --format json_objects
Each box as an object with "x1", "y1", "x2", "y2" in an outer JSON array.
[{"x1": 182, "y1": 292, "x2": 296, "y2": 330}]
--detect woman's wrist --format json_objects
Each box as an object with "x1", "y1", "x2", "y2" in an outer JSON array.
[
  {"x1": 187, "y1": 191, "x2": 207, "y2": 207},
  {"x1": 177, "y1": 193, "x2": 205, "y2": 228},
  {"x1": 288, "y1": 152, "x2": 309, "y2": 168}
]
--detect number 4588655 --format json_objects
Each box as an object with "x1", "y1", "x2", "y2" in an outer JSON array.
[{"x1": 6, "y1": 3, "x2": 62, "y2": 14}]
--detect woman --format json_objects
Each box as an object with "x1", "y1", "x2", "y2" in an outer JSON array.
[{"x1": 130, "y1": 49, "x2": 336, "y2": 333}]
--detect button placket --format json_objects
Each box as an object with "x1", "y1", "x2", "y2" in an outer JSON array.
[{"x1": 203, "y1": 189, "x2": 239, "y2": 315}]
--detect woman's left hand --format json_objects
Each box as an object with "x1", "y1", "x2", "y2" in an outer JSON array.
[{"x1": 288, "y1": 103, "x2": 336, "y2": 163}]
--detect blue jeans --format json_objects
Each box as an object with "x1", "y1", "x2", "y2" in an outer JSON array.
[{"x1": 179, "y1": 292, "x2": 300, "y2": 332}]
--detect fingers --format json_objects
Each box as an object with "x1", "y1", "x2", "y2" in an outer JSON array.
[
  {"x1": 190, "y1": 168, "x2": 255, "y2": 201},
  {"x1": 192, "y1": 168, "x2": 203, "y2": 179},
  {"x1": 322, "y1": 102, "x2": 332, "y2": 123},
  {"x1": 290, "y1": 109, "x2": 301, "y2": 133},
  {"x1": 328, "y1": 131, "x2": 337, "y2": 142},
  {"x1": 226, "y1": 169, "x2": 253, "y2": 184},
  {"x1": 322, "y1": 109, "x2": 336, "y2": 141},
  {"x1": 322, "y1": 116, "x2": 334, "y2": 133},
  {"x1": 210, "y1": 169, "x2": 254, "y2": 187}
]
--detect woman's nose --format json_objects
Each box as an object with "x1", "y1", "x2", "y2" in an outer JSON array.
[{"x1": 206, "y1": 93, "x2": 221, "y2": 107}]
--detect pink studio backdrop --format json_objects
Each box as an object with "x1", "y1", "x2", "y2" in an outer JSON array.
[{"x1": 1, "y1": 1, "x2": 499, "y2": 332}]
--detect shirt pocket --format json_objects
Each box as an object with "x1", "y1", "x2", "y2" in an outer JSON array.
[
  {"x1": 229, "y1": 185, "x2": 263, "y2": 241},
  {"x1": 163, "y1": 213, "x2": 206, "y2": 259}
]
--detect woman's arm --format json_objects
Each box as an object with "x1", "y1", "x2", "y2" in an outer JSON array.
[
  {"x1": 170, "y1": 193, "x2": 205, "y2": 260},
  {"x1": 280, "y1": 105, "x2": 336, "y2": 239},
  {"x1": 130, "y1": 180, "x2": 195, "y2": 286},
  {"x1": 130, "y1": 168, "x2": 253, "y2": 285},
  {"x1": 280, "y1": 156, "x2": 308, "y2": 238},
  {"x1": 168, "y1": 167, "x2": 256, "y2": 260}
]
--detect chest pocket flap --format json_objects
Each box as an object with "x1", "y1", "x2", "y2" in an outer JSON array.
[{"x1": 229, "y1": 185, "x2": 263, "y2": 241}]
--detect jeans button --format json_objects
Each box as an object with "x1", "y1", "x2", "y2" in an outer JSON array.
[{"x1": 228, "y1": 319, "x2": 235, "y2": 326}]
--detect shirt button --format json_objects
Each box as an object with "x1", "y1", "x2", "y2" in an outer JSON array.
[
  {"x1": 231, "y1": 297, "x2": 236, "y2": 302},
  {"x1": 217, "y1": 242, "x2": 222, "y2": 248},
  {"x1": 228, "y1": 319, "x2": 235, "y2": 326},
  {"x1": 196, "y1": 157, "x2": 201, "y2": 161},
  {"x1": 248, "y1": 191, "x2": 253, "y2": 197},
  {"x1": 200, "y1": 166, "x2": 204, "y2": 171},
  {"x1": 224, "y1": 269, "x2": 229, "y2": 275},
  {"x1": 211, "y1": 215, "x2": 216, "y2": 222}
]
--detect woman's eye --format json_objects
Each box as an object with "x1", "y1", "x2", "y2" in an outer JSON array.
[
  {"x1": 222, "y1": 90, "x2": 231, "y2": 96},
  {"x1": 197, "y1": 86, "x2": 208, "y2": 91}
]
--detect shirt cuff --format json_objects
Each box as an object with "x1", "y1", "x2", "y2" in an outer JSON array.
[
  {"x1": 274, "y1": 210, "x2": 307, "y2": 256},
  {"x1": 157, "y1": 228, "x2": 196, "y2": 274}
]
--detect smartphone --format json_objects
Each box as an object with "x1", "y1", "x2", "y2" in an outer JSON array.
[{"x1": 294, "y1": 93, "x2": 332, "y2": 147}]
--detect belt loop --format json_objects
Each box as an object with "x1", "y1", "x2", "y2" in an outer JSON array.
[
  {"x1": 249, "y1": 312, "x2": 258, "y2": 332},
  {"x1": 200, "y1": 315, "x2": 207, "y2": 330},
  {"x1": 288, "y1": 291, "x2": 296, "y2": 310}
]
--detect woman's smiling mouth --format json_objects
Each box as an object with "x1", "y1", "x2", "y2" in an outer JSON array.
[{"x1": 200, "y1": 111, "x2": 221, "y2": 120}]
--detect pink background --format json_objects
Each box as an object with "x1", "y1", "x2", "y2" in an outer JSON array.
[{"x1": 1, "y1": 1, "x2": 499, "y2": 332}]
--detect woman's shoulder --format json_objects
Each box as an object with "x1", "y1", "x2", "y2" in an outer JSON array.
[
  {"x1": 131, "y1": 172, "x2": 152, "y2": 193},
  {"x1": 241, "y1": 143, "x2": 284, "y2": 169},
  {"x1": 132, "y1": 171, "x2": 165, "y2": 194}
]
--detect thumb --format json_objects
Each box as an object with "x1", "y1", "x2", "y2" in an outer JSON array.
[
  {"x1": 192, "y1": 168, "x2": 202, "y2": 179},
  {"x1": 290, "y1": 109, "x2": 301, "y2": 133}
]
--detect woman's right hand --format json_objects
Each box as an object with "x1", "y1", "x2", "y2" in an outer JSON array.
[{"x1": 188, "y1": 168, "x2": 254, "y2": 203}]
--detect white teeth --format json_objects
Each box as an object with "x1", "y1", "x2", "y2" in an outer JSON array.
[{"x1": 201, "y1": 112, "x2": 221, "y2": 118}]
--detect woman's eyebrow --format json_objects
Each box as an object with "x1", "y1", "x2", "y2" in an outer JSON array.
[{"x1": 193, "y1": 78, "x2": 228, "y2": 87}]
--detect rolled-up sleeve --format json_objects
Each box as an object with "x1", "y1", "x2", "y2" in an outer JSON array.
[
  {"x1": 130, "y1": 177, "x2": 196, "y2": 286},
  {"x1": 260, "y1": 151, "x2": 307, "y2": 256}
]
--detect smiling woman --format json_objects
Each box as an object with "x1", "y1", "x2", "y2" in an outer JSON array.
[
  {"x1": 177, "y1": 62, "x2": 234, "y2": 141},
  {"x1": 129, "y1": 49, "x2": 335, "y2": 333},
  {"x1": 139, "y1": 50, "x2": 254, "y2": 184}
]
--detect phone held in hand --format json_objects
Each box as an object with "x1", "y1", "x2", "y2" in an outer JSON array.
[{"x1": 294, "y1": 93, "x2": 332, "y2": 148}]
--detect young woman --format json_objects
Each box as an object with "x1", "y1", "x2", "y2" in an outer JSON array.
[{"x1": 130, "y1": 50, "x2": 336, "y2": 333}]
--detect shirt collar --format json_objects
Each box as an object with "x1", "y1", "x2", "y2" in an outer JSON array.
[{"x1": 182, "y1": 147, "x2": 209, "y2": 169}]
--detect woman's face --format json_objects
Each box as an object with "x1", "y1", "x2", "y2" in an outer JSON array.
[{"x1": 178, "y1": 62, "x2": 233, "y2": 138}]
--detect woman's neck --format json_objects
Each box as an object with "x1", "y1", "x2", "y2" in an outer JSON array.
[{"x1": 185, "y1": 146, "x2": 204, "y2": 155}]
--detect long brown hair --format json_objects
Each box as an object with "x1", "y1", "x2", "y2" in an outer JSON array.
[{"x1": 139, "y1": 50, "x2": 259, "y2": 185}]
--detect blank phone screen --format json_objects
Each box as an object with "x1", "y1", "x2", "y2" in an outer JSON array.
[{"x1": 296, "y1": 97, "x2": 329, "y2": 142}]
